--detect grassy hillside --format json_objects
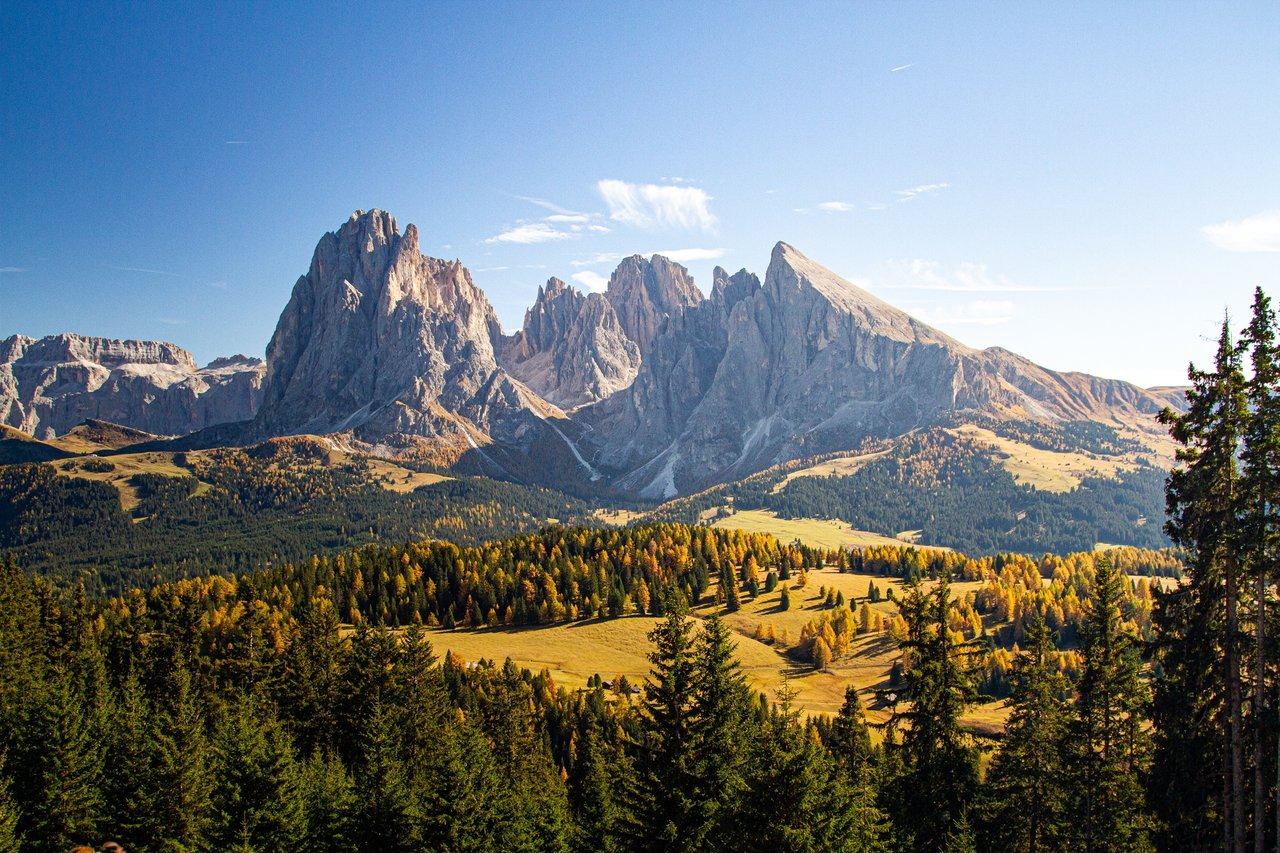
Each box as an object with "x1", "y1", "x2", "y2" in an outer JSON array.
[{"x1": 651, "y1": 420, "x2": 1171, "y2": 555}]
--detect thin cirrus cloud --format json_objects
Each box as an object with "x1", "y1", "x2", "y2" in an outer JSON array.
[
  {"x1": 0, "y1": 266, "x2": 27, "y2": 273},
  {"x1": 484, "y1": 222, "x2": 575, "y2": 244},
  {"x1": 896, "y1": 182, "x2": 949, "y2": 202},
  {"x1": 916, "y1": 300, "x2": 1016, "y2": 326},
  {"x1": 1201, "y1": 210, "x2": 1280, "y2": 252},
  {"x1": 649, "y1": 248, "x2": 727, "y2": 263},
  {"x1": 882, "y1": 259, "x2": 1078, "y2": 293},
  {"x1": 818, "y1": 201, "x2": 854, "y2": 212},
  {"x1": 570, "y1": 271, "x2": 610, "y2": 293},
  {"x1": 597, "y1": 179, "x2": 718, "y2": 232}
]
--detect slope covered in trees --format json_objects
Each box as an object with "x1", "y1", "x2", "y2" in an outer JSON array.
[{"x1": 651, "y1": 422, "x2": 1170, "y2": 556}]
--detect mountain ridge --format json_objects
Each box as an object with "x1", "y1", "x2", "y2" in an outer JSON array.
[{"x1": 0, "y1": 208, "x2": 1187, "y2": 500}]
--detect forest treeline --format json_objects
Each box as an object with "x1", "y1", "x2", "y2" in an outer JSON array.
[
  {"x1": 0, "y1": 447, "x2": 593, "y2": 592},
  {"x1": 0, "y1": 546, "x2": 1155, "y2": 852},
  {"x1": 653, "y1": 424, "x2": 1170, "y2": 555}
]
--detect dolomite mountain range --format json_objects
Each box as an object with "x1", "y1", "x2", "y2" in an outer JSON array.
[{"x1": 2, "y1": 209, "x2": 1186, "y2": 498}]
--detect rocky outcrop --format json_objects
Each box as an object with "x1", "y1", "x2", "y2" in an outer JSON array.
[
  {"x1": 497, "y1": 278, "x2": 641, "y2": 409},
  {"x1": 604, "y1": 255, "x2": 704, "y2": 357},
  {"x1": 582, "y1": 242, "x2": 1182, "y2": 498},
  {"x1": 0, "y1": 333, "x2": 264, "y2": 438},
  {"x1": 253, "y1": 209, "x2": 555, "y2": 456}
]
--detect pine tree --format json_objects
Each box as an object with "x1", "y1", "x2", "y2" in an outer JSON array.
[
  {"x1": 1068, "y1": 555, "x2": 1152, "y2": 851},
  {"x1": 979, "y1": 613, "x2": 1070, "y2": 852},
  {"x1": 0, "y1": 753, "x2": 21, "y2": 853},
  {"x1": 9, "y1": 668, "x2": 105, "y2": 851},
  {"x1": 569, "y1": 716, "x2": 624, "y2": 853},
  {"x1": 1240, "y1": 286, "x2": 1280, "y2": 853},
  {"x1": 298, "y1": 751, "x2": 357, "y2": 853},
  {"x1": 208, "y1": 692, "x2": 306, "y2": 852},
  {"x1": 887, "y1": 574, "x2": 980, "y2": 852},
  {"x1": 1153, "y1": 318, "x2": 1249, "y2": 851},
  {"x1": 830, "y1": 686, "x2": 873, "y2": 780},
  {"x1": 688, "y1": 614, "x2": 751, "y2": 840}
]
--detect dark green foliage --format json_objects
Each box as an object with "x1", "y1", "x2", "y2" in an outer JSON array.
[
  {"x1": 979, "y1": 614, "x2": 1070, "y2": 852},
  {"x1": 207, "y1": 693, "x2": 306, "y2": 852},
  {"x1": 0, "y1": 455, "x2": 595, "y2": 592},
  {"x1": 654, "y1": 425, "x2": 1170, "y2": 555},
  {"x1": 1067, "y1": 556, "x2": 1152, "y2": 851},
  {"x1": 887, "y1": 574, "x2": 981, "y2": 852}
]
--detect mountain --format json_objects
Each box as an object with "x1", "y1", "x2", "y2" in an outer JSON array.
[
  {"x1": 603, "y1": 254, "x2": 705, "y2": 357},
  {"x1": 1, "y1": 212, "x2": 1186, "y2": 505},
  {"x1": 252, "y1": 209, "x2": 558, "y2": 459},
  {"x1": 497, "y1": 277, "x2": 640, "y2": 409},
  {"x1": 579, "y1": 242, "x2": 1182, "y2": 498},
  {"x1": 0, "y1": 333, "x2": 263, "y2": 438}
]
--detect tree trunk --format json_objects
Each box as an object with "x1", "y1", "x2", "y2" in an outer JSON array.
[
  {"x1": 1229, "y1": 549, "x2": 1247, "y2": 853},
  {"x1": 1257, "y1": 564, "x2": 1266, "y2": 853}
]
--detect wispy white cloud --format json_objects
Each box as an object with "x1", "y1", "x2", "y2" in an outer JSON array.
[
  {"x1": 597, "y1": 179, "x2": 718, "y2": 232},
  {"x1": 587, "y1": 225, "x2": 610, "y2": 233},
  {"x1": 883, "y1": 259, "x2": 1077, "y2": 292},
  {"x1": 818, "y1": 201, "x2": 854, "y2": 212},
  {"x1": 102, "y1": 263, "x2": 183, "y2": 277},
  {"x1": 224, "y1": 140, "x2": 250, "y2": 145},
  {"x1": 0, "y1": 266, "x2": 26, "y2": 273},
  {"x1": 571, "y1": 252, "x2": 625, "y2": 268},
  {"x1": 546, "y1": 213, "x2": 591, "y2": 224},
  {"x1": 1202, "y1": 210, "x2": 1280, "y2": 252},
  {"x1": 896, "y1": 182, "x2": 950, "y2": 202},
  {"x1": 514, "y1": 195, "x2": 582, "y2": 217},
  {"x1": 916, "y1": 300, "x2": 1016, "y2": 326},
  {"x1": 484, "y1": 223, "x2": 575, "y2": 244},
  {"x1": 649, "y1": 248, "x2": 727, "y2": 263},
  {"x1": 571, "y1": 271, "x2": 610, "y2": 293},
  {"x1": 891, "y1": 63, "x2": 914, "y2": 73}
]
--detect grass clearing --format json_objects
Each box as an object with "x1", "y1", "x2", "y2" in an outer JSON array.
[
  {"x1": 947, "y1": 424, "x2": 1139, "y2": 493},
  {"x1": 771, "y1": 449, "x2": 890, "y2": 492},
  {"x1": 711, "y1": 509, "x2": 929, "y2": 550},
  {"x1": 56, "y1": 452, "x2": 193, "y2": 511},
  {"x1": 362, "y1": 458, "x2": 452, "y2": 492}
]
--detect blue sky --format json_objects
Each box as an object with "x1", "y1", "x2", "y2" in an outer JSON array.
[{"x1": 2, "y1": 1, "x2": 1277, "y2": 387}]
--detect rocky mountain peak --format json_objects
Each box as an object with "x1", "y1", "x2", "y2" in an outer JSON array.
[
  {"x1": 497, "y1": 276, "x2": 641, "y2": 410},
  {"x1": 253, "y1": 210, "x2": 543, "y2": 452},
  {"x1": 604, "y1": 254, "x2": 704, "y2": 356}
]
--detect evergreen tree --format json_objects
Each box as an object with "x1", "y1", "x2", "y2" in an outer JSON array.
[
  {"x1": 830, "y1": 686, "x2": 873, "y2": 780},
  {"x1": 1153, "y1": 318, "x2": 1249, "y2": 850},
  {"x1": 9, "y1": 668, "x2": 105, "y2": 852},
  {"x1": 568, "y1": 715, "x2": 624, "y2": 853},
  {"x1": 688, "y1": 614, "x2": 751, "y2": 846},
  {"x1": 1240, "y1": 285, "x2": 1280, "y2": 853},
  {"x1": 208, "y1": 693, "x2": 306, "y2": 852},
  {"x1": 1068, "y1": 555, "x2": 1153, "y2": 851},
  {"x1": 618, "y1": 602, "x2": 702, "y2": 852},
  {"x1": 0, "y1": 753, "x2": 21, "y2": 853},
  {"x1": 297, "y1": 751, "x2": 357, "y2": 853},
  {"x1": 887, "y1": 574, "x2": 980, "y2": 852},
  {"x1": 979, "y1": 613, "x2": 1070, "y2": 852}
]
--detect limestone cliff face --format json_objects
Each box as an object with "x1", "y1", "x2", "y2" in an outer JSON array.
[
  {"x1": 0, "y1": 334, "x2": 263, "y2": 438},
  {"x1": 603, "y1": 255, "x2": 704, "y2": 357},
  {"x1": 582, "y1": 242, "x2": 1181, "y2": 498},
  {"x1": 497, "y1": 277, "x2": 640, "y2": 409},
  {"x1": 253, "y1": 209, "x2": 551, "y2": 452}
]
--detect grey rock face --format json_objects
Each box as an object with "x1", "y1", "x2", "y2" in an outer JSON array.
[
  {"x1": 583, "y1": 242, "x2": 1180, "y2": 498},
  {"x1": 253, "y1": 209, "x2": 550, "y2": 451},
  {"x1": 0, "y1": 333, "x2": 264, "y2": 438},
  {"x1": 497, "y1": 277, "x2": 641, "y2": 409},
  {"x1": 604, "y1": 255, "x2": 704, "y2": 357}
]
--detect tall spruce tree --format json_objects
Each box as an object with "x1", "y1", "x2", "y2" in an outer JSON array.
[
  {"x1": 980, "y1": 613, "x2": 1070, "y2": 852},
  {"x1": 1154, "y1": 318, "x2": 1250, "y2": 851},
  {"x1": 1241, "y1": 286, "x2": 1280, "y2": 853},
  {"x1": 1069, "y1": 555, "x2": 1153, "y2": 852},
  {"x1": 888, "y1": 574, "x2": 980, "y2": 852}
]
